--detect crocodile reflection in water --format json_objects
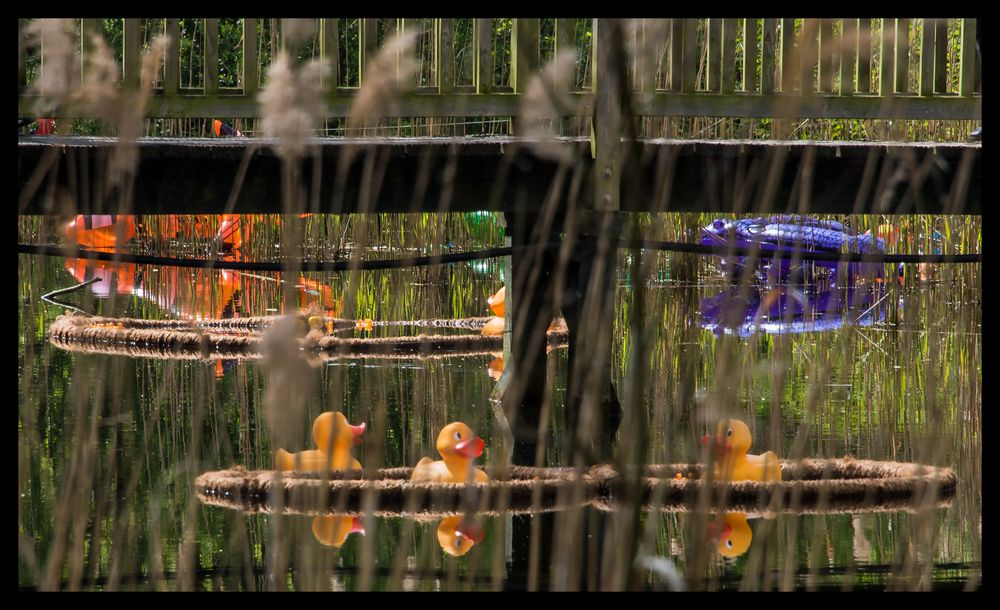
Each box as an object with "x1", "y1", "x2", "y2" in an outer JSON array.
[{"x1": 700, "y1": 284, "x2": 887, "y2": 337}]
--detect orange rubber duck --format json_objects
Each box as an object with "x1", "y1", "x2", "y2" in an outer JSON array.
[
  {"x1": 436, "y1": 515, "x2": 485, "y2": 557},
  {"x1": 311, "y1": 515, "x2": 365, "y2": 548},
  {"x1": 706, "y1": 512, "x2": 753, "y2": 558},
  {"x1": 275, "y1": 412, "x2": 366, "y2": 471},
  {"x1": 488, "y1": 287, "x2": 505, "y2": 316},
  {"x1": 481, "y1": 287, "x2": 506, "y2": 336},
  {"x1": 411, "y1": 422, "x2": 489, "y2": 483},
  {"x1": 701, "y1": 419, "x2": 781, "y2": 482}
]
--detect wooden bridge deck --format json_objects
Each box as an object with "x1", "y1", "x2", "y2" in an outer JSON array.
[{"x1": 18, "y1": 136, "x2": 981, "y2": 216}]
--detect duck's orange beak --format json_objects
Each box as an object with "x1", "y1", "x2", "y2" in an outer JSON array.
[
  {"x1": 349, "y1": 421, "x2": 366, "y2": 446},
  {"x1": 706, "y1": 519, "x2": 733, "y2": 541},
  {"x1": 454, "y1": 436, "x2": 484, "y2": 458},
  {"x1": 701, "y1": 434, "x2": 730, "y2": 457},
  {"x1": 455, "y1": 520, "x2": 484, "y2": 544},
  {"x1": 350, "y1": 516, "x2": 366, "y2": 536}
]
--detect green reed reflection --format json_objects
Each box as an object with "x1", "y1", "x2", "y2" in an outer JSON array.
[{"x1": 18, "y1": 213, "x2": 980, "y2": 590}]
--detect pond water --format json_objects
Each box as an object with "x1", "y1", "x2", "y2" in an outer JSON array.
[{"x1": 17, "y1": 214, "x2": 981, "y2": 591}]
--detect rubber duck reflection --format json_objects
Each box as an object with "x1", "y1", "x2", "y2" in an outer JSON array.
[
  {"x1": 706, "y1": 513, "x2": 753, "y2": 559},
  {"x1": 411, "y1": 422, "x2": 489, "y2": 483},
  {"x1": 480, "y1": 286, "x2": 569, "y2": 337},
  {"x1": 436, "y1": 515, "x2": 485, "y2": 557},
  {"x1": 481, "y1": 286, "x2": 505, "y2": 336},
  {"x1": 275, "y1": 412, "x2": 366, "y2": 471},
  {"x1": 700, "y1": 284, "x2": 886, "y2": 337},
  {"x1": 701, "y1": 419, "x2": 781, "y2": 483},
  {"x1": 487, "y1": 355, "x2": 504, "y2": 381},
  {"x1": 312, "y1": 515, "x2": 365, "y2": 548}
]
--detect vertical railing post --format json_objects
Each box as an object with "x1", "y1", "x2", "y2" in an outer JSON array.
[
  {"x1": 638, "y1": 19, "x2": 662, "y2": 94},
  {"x1": 18, "y1": 19, "x2": 26, "y2": 91},
  {"x1": 244, "y1": 19, "x2": 258, "y2": 96},
  {"x1": 512, "y1": 18, "x2": 539, "y2": 135},
  {"x1": 205, "y1": 18, "x2": 219, "y2": 96},
  {"x1": 513, "y1": 18, "x2": 539, "y2": 93},
  {"x1": 403, "y1": 19, "x2": 422, "y2": 88},
  {"x1": 960, "y1": 18, "x2": 977, "y2": 97},
  {"x1": 721, "y1": 18, "x2": 736, "y2": 94},
  {"x1": 840, "y1": 18, "x2": 856, "y2": 95},
  {"x1": 820, "y1": 19, "x2": 834, "y2": 93},
  {"x1": 669, "y1": 19, "x2": 683, "y2": 91},
  {"x1": 895, "y1": 18, "x2": 911, "y2": 94},
  {"x1": 781, "y1": 18, "x2": 796, "y2": 92},
  {"x1": 709, "y1": 18, "x2": 722, "y2": 92},
  {"x1": 934, "y1": 19, "x2": 948, "y2": 94},
  {"x1": 681, "y1": 19, "x2": 698, "y2": 93},
  {"x1": 744, "y1": 18, "x2": 759, "y2": 93},
  {"x1": 919, "y1": 18, "x2": 933, "y2": 97},
  {"x1": 880, "y1": 18, "x2": 895, "y2": 97},
  {"x1": 475, "y1": 18, "x2": 494, "y2": 94},
  {"x1": 799, "y1": 19, "x2": 818, "y2": 95},
  {"x1": 761, "y1": 18, "x2": 776, "y2": 95},
  {"x1": 360, "y1": 18, "x2": 378, "y2": 85},
  {"x1": 858, "y1": 19, "x2": 872, "y2": 93},
  {"x1": 123, "y1": 18, "x2": 140, "y2": 89},
  {"x1": 439, "y1": 19, "x2": 455, "y2": 94},
  {"x1": 320, "y1": 19, "x2": 338, "y2": 92},
  {"x1": 164, "y1": 19, "x2": 179, "y2": 95}
]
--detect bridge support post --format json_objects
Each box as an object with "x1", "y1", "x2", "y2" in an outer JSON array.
[
  {"x1": 503, "y1": 210, "x2": 558, "y2": 467},
  {"x1": 562, "y1": 18, "x2": 625, "y2": 466},
  {"x1": 562, "y1": 212, "x2": 623, "y2": 465}
]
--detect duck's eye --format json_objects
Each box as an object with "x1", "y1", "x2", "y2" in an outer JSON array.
[
  {"x1": 726, "y1": 428, "x2": 733, "y2": 437},
  {"x1": 454, "y1": 431, "x2": 462, "y2": 441},
  {"x1": 726, "y1": 539, "x2": 734, "y2": 549},
  {"x1": 454, "y1": 538, "x2": 462, "y2": 548}
]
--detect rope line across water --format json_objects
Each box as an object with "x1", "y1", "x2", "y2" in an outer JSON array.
[{"x1": 18, "y1": 240, "x2": 980, "y2": 272}]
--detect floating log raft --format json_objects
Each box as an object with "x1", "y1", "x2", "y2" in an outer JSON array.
[{"x1": 196, "y1": 459, "x2": 956, "y2": 517}]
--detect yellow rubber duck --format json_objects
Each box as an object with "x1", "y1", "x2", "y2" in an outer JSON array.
[
  {"x1": 275, "y1": 412, "x2": 366, "y2": 471},
  {"x1": 411, "y1": 422, "x2": 489, "y2": 483},
  {"x1": 701, "y1": 419, "x2": 781, "y2": 482},
  {"x1": 436, "y1": 515, "x2": 485, "y2": 557},
  {"x1": 311, "y1": 515, "x2": 365, "y2": 548},
  {"x1": 706, "y1": 512, "x2": 753, "y2": 558}
]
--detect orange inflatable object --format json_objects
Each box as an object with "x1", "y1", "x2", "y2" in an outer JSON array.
[{"x1": 64, "y1": 215, "x2": 137, "y2": 249}]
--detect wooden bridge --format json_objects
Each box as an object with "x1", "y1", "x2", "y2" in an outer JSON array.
[
  {"x1": 18, "y1": 18, "x2": 982, "y2": 217},
  {"x1": 18, "y1": 18, "x2": 983, "y2": 468}
]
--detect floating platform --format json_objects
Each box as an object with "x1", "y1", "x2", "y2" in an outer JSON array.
[
  {"x1": 196, "y1": 459, "x2": 956, "y2": 517},
  {"x1": 49, "y1": 312, "x2": 566, "y2": 361}
]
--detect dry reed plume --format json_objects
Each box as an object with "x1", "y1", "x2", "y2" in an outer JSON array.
[
  {"x1": 259, "y1": 53, "x2": 328, "y2": 161},
  {"x1": 347, "y1": 32, "x2": 418, "y2": 134},
  {"x1": 518, "y1": 50, "x2": 580, "y2": 163}
]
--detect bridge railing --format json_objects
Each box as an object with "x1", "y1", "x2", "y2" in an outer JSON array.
[{"x1": 18, "y1": 18, "x2": 981, "y2": 123}]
